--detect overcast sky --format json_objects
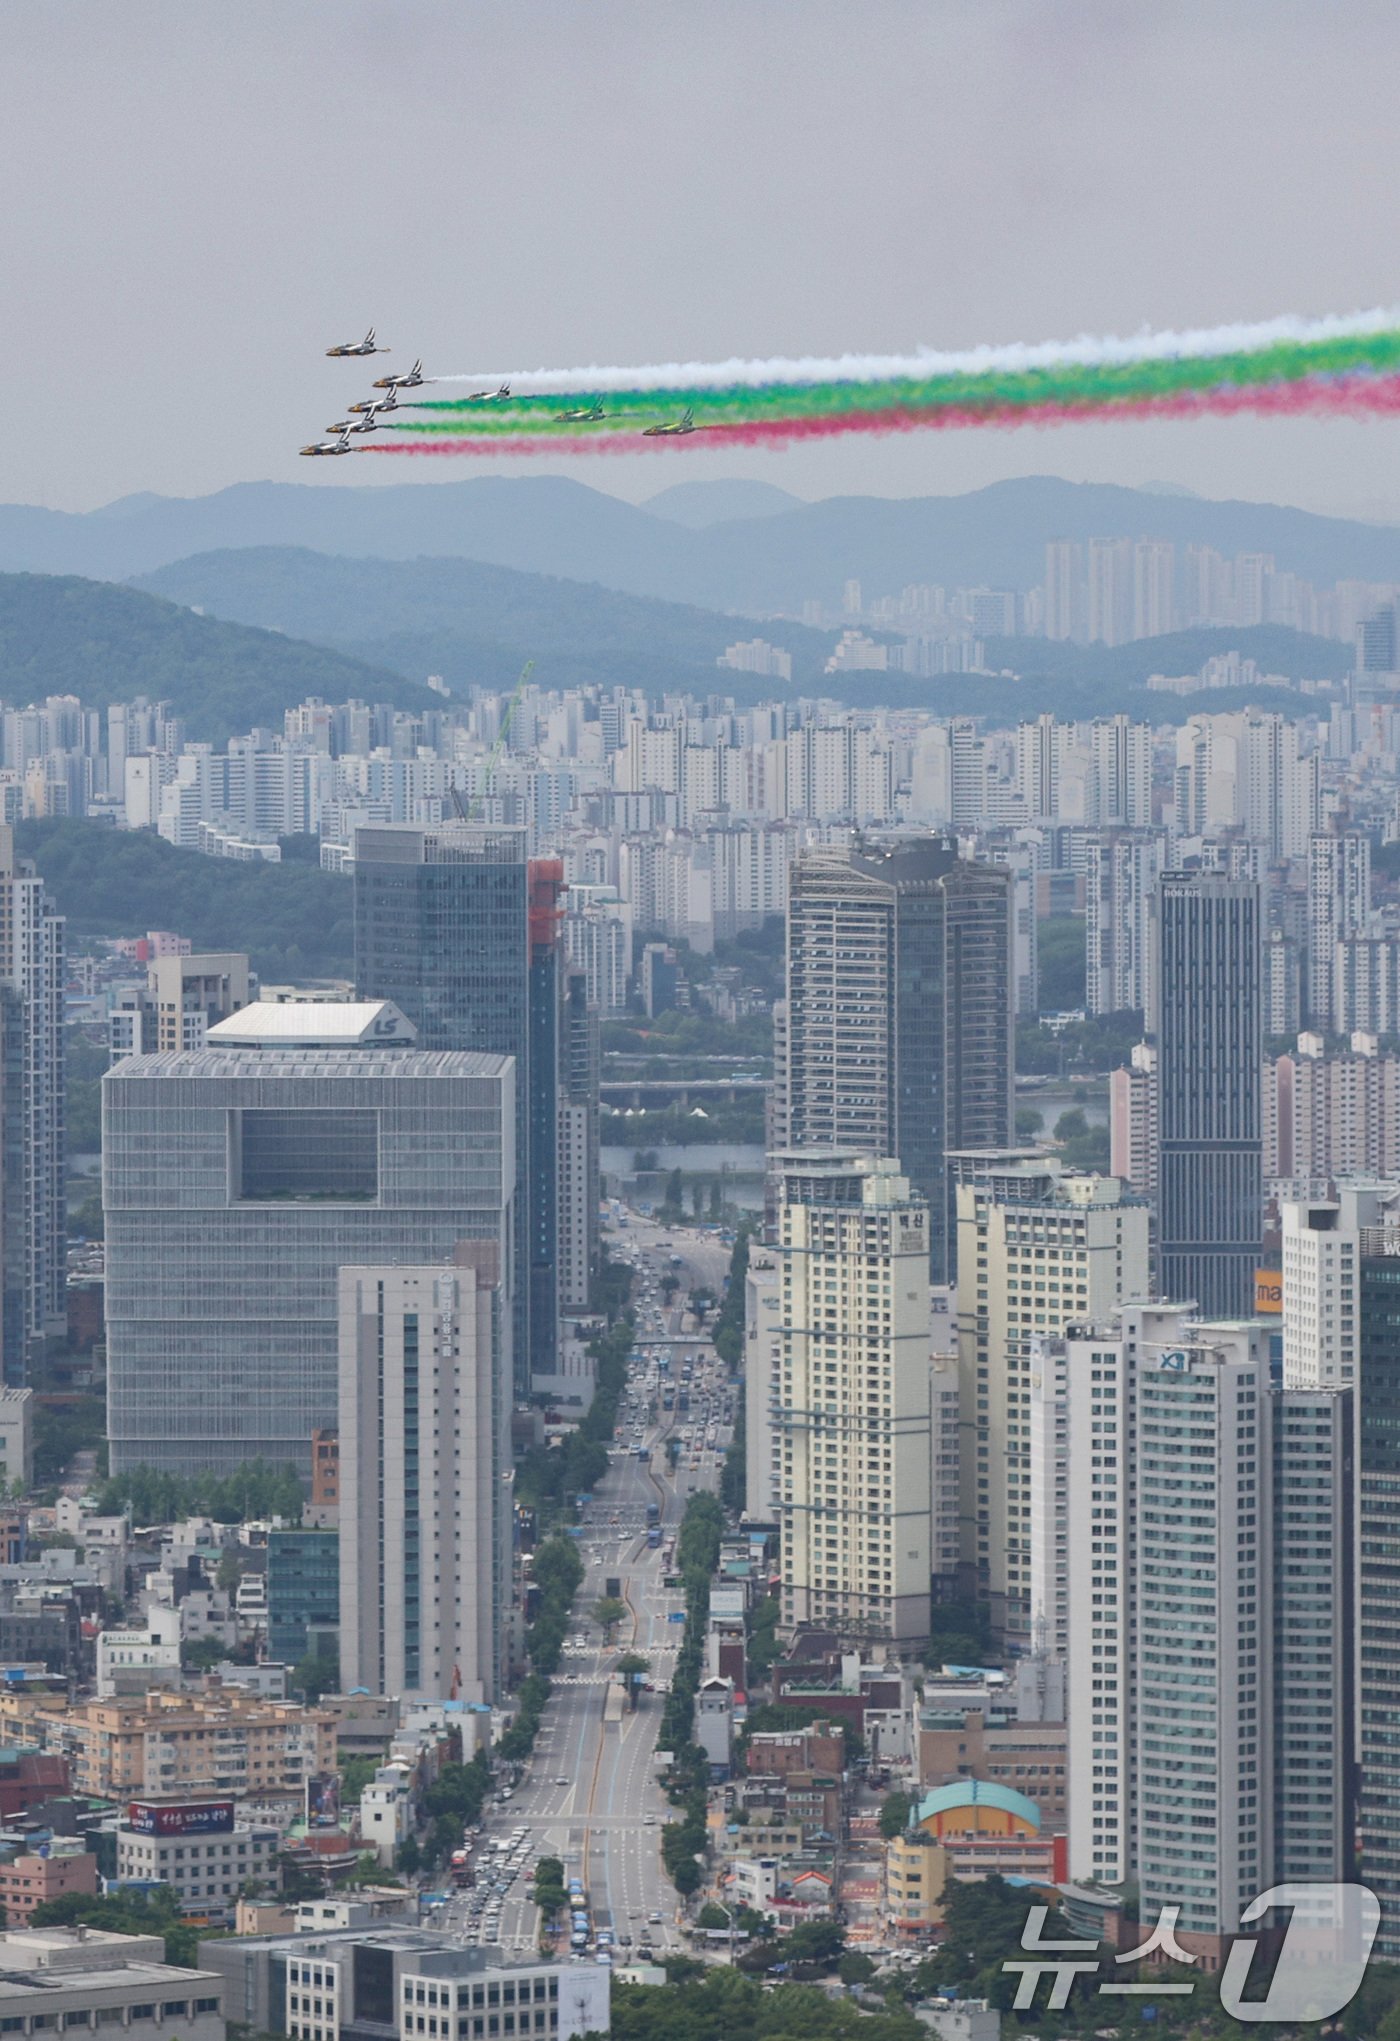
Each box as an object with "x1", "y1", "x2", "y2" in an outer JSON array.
[{"x1": 10, "y1": 0, "x2": 1400, "y2": 518}]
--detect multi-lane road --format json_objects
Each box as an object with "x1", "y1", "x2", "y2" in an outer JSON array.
[{"x1": 443, "y1": 1221, "x2": 736, "y2": 1963}]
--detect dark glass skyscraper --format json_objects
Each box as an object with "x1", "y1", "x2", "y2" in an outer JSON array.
[
  {"x1": 527, "y1": 860, "x2": 566, "y2": 1379},
  {"x1": 1154, "y1": 869, "x2": 1262, "y2": 1317},
  {"x1": 354, "y1": 823, "x2": 534, "y2": 1388},
  {"x1": 781, "y1": 837, "x2": 1013, "y2": 1281}
]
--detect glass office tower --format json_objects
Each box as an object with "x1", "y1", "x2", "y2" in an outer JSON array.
[
  {"x1": 1155, "y1": 868, "x2": 1263, "y2": 1317},
  {"x1": 782, "y1": 837, "x2": 1013, "y2": 1280},
  {"x1": 354, "y1": 824, "x2": 534, "y2": 1388},
  {"x1": 103, "y1": 1041, "x2": 514, "y2": 1478}
]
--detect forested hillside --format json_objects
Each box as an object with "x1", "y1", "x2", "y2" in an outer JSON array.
[
  {"x1": 19, "y1": 820, "x2": 352, "y2": 980},
  {"x1": 0, "y1": 573, "x2": 439, "y2": 740}
]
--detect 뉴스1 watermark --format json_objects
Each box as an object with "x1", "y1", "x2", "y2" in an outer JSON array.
[{"x1": 1003, "y1": 1885, "x2": 1381, "y2": 2023}]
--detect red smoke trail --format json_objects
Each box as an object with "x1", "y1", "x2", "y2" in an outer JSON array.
[{"x1": 363, "y1": 372, "x2": 1400, "y2": 457}]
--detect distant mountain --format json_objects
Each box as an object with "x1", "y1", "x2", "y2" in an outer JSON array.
[
  {"x1": 4, "y1": 475, "x2": 1400, "y2": 615},
  {"x1": 132, "y1": 547, "x2": 842, "y2": 698},
  {"x1": 0, "y1": 573, "x2": 438, "y2": 741},
  {"x1": 644, "y1": 479, "x2": 805, "y2": 527},
  {"x1": 984, "y1": 624, "x2": 1352, "y2": 687}
]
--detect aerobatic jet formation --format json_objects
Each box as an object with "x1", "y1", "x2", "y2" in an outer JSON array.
[
  {"x1": 373, "y1": 358, "x2": 429, "y2": 390},
  {"x1": 299, "y1": 430, "x2": 354, "y2": 456},
  {"x1": 325, "y1": 328, "x2": 385, "y2": 358},
  {"x1": 642, "y1": 407, "x2": 696, "y2": 436},
  {"x1": 559, "y1": 399, "x2": 606, "y2": 422}
]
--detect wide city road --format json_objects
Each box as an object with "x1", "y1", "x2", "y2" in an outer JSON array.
[{"x1": 444, "y1": 1221, "x2": 736, "y2": 1966}]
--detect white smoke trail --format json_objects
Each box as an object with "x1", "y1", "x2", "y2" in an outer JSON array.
[{"x1": 428, "y1": 307, "x2": 1400, "y2": 395}]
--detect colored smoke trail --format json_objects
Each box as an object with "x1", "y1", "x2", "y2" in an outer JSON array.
[
  {"x1": 425, "y1": 306, "x2": 1400, "y2": 395},
  {"x1": 365, "y1": 368, "x2": 1400, "y2": 457}
]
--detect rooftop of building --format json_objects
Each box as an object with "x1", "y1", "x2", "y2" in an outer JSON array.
[
  {"x1": 103, "y1": 1046, "x2": 510, "y2": 1081},
  {"x1": 206, "y1": 1001, "x2": 415, "y2": 1048},
  {"x1": 0, "y1": 1927, "x2": 209, "y2": 1979},
  {"x1": 913, "y1": 1779, "x2": 1042, "y2": 1831}
]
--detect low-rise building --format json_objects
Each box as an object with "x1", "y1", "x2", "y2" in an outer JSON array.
[
  {"x1": 913, "y1": 2000, "x2": 1001, "y2": 2041},
  {"x1": 399, "y1": 1948, "x2": 609, "y2": 2041},
  {"x1": 0, "y1": 1391, "x2": 34, "y2": 1494},
  {"x1": 9, "y1": 1689, "x2": 336, "y2": 1810},
  {"x1": 917, "y1": 1708, "x2": 1068, "y2": 1832},
  {"x1": 97, "y1": 1607, "x2": 182, "y2": 1700},
  {"x1": 116, "y1": 1802, "x2": 279, "y2": 1923},
  {"x1": 884, "y1": 1829, "x2": 949, "y2": 1935},
  {"x1": 0, "y1": 1848, "x2": 98, "y2": 1923},
  {"x1": 0, "y1": 1927, "x2": 224, "y2": 2041},
  {"x1": 360, "y1": 1763, "x2": 414, "y2": 1868}
]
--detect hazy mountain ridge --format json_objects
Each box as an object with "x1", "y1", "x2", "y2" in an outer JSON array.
[
  {"x1": 0, "y1": 573, "x2": 439, "y2": 741},
  {"x1": 2, "y1": 476, "x2": 1398, "y2": 614},
  {"x1": 132, "y1": 547, "x2": 842, "y2": 695}
]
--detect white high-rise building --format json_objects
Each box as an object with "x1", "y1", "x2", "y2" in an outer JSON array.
[
  {"x1": 1265, "y1": 1034, "x2": 1400, "y2": 1181},
  {"x1": 1026, "y1": 1337, "x2": 1070, "y2": 1661},
  {"x1": 1308, "y1": 830, "x2": 1372, "y2": 1030},
  {"x1": 954, "y1": 1163, "x2": 1150, "y2": 1646},
  {"x1": 773, "y1": 1153, "x2": 932, "y2": 1647},
  {"x1": 1173, "y1": 711, "x2": 1318, "y2": 858},
  {"x1": 1084, "y1": 830, "x2": 1165, "y2": 1016},
  {"x1": 1132, "y1": 539, "x2": 1176, "y2": 639},
  {"x1": 743, "y1": 1248, "x2": 782, "y2": 1522},
  {"x1": 1089, "y1": 716, "x2": 1153, "y2": 828},
  {"x1": 1063, "y1": 1306, "x2": 1352, "y2": 1959},
  {"x1": 1108, "y1": 1042, "x2": 1157, "y2": 1197},
  {"x1": 1043, "y1": 539, "x2": 1080, "y2": 642},
  {"x1": 1281, "y1": 1179, "x2": 1400, "y2": 1389},
  {"x1": 1086, "y1": 537, "x2": 1133, "y2": 646},
  {"x1": 339, "y1": 1255, "x2": 511, "y2": 1703}
]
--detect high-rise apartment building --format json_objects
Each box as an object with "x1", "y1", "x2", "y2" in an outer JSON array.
[
  {"x1": 338, "y1": 1254, "x2": 510, "y2": 1702},
  {"x1": 103, "y1": 1004, "x2": 514, "y2": 1478},
  {"x1": 1359, "y1": 1227, "x2": 1400, "y2": 1959},
  {"x1": 556, "y1": 970, "x2": 599, "y2": 1316},
  {"x1": 1265, "y1": 1034, "x2": 1400, "y2": 1181},
  {"x1": 1089, "y1": 715, "x2": 1153, "y2": 829},
  {"x1": 1155, "y1": 869, "x2": 1263, "y2": 1317},
  {"x1": 772, "y1": 1153, "x2": 932, "y2": 1647},
  {"x1": 109, "y1": 952, "x2": 254, "y2": 1061},
  {"x1": 1043, "y1": 539, "x2": 1080, "y2": 642},
  {"x1": 1108, "y1": 1042, "x2": 1157, "y2": 1197},
  {"x1": 1281, "y1": 1181, "x2": 1398, "y2": 1390},
  {"x1": 781, "y1": 838, "x2": 1013, "y2": 1280},
  {"x1": 1063, "y1": 1306, "x2": 1353, "y2": 1960},
  {"x1": 1086, "y1": 537, "x2": 1133, "y2": 647},
  {"x1": 1307, "y1": 829, "x2": 1372, "y2": 1030},
  {"x1": 1084, "y1": 830, "x2": 1164, "y2": 1016},
  {"x1": 353, "y1": 823, "x2": 534, "y2": 1387},
  {"x1": 0, "y1": 830, "x2": 65, "y2": 1380},
  {"x1": 1173, "y1": 711, "x2": 1318, "y2": 858},
  {"x1": 1263, "y1": 927, "x2": 1303, "y2": 1037},
  {"x1": 954, "y1": 1163, "x2": 1149, "y2": 1645},
  {"x1": 743, "y1": 1247, "x2": 782, "y2": 1523},
  {"x1": 1132, "y1": 539, "x2": 1176, "y2": 639}
]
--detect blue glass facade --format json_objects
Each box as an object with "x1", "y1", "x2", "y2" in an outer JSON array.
[
  {"x1": 1155, "y1": 870, "x2": 1263, "y2": 1317},
  {"x1": 354, "y1": 825, "x2": 535, "y2": 1390}
]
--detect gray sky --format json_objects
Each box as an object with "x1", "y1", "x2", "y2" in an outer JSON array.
[{"x1": 10, "y1": 0, "x2": 1400, "y2": 518}]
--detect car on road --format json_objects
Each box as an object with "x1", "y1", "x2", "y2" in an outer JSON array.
[
  {"x1": 554, "y1": 1776, "x2": 570, "y2": 1786},
  {"x1": 648, "y1": 1911, "x2": 663, "y2": 1923}
]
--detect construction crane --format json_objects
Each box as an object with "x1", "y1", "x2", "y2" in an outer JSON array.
[{"x1": 449, "y1": 660, "x2": 535, "y2": 823}]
